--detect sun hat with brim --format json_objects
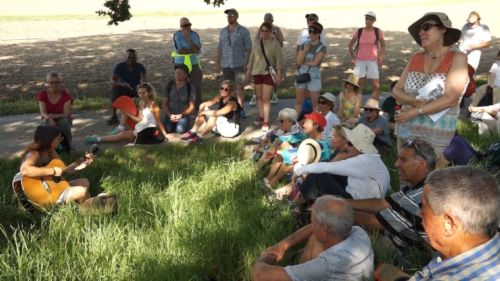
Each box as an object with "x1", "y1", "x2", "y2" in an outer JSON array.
[
  {"x1": 297, "y1": 139, "x2": 321, "y2": 165},
  {"x1": 342, "y1": 124, "x2": 378, "y2": 154},
  {"x1": 343, "y1": 74, "x2": 360, "y2": 88},
  {"x1": 361, "y1": 98, "x2": 381, "y2": 111},
  {"x1": 320, "y1": 92, "x2": 337, "y2": 104},
  {"x1": 408, "y1": 12, "x2": 461, "y2": 47}
]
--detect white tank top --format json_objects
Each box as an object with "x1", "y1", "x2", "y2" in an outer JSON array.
[{"x1": 134, "y1": 106, "x2": 157, "y2": 134}]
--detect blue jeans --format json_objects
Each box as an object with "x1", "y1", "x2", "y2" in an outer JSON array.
[{"x1": 163, "y1": 116, "x2": 190, "y2": 134}]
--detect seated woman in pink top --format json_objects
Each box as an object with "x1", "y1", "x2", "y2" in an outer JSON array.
[{"x1": 37, "y1": 71, "x2": 74, "y2": 152}]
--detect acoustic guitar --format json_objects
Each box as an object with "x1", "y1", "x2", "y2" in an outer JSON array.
[{"x1": 21, "y1": 144, "x2": 99, "y2": 211}]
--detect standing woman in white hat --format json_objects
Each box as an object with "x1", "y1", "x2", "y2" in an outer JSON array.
[{"x1": 393, "y1": 12, "x2": 468, "y2": 159}]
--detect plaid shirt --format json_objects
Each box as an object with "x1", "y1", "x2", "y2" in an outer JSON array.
[
  {"x1": 218, "y1": 24, "x2": 252, "y2": 68},
  {"x1": 410, "y1": 233, "x2": 500, "y2": 280}
]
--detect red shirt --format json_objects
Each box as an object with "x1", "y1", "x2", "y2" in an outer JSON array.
[{"x1": 37, "y1": 90, "x2": 73, "y2": 117}]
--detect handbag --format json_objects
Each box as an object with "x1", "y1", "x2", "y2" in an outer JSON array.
[
  {"x1": 259, "y1": 39, "x2": 278, "y2": 84},
  {"x1": 295, "y1": 72, "x2": 311, "y2": 83},
  {"x1": 295, "y1": 42, "x2": 323, "y2": 84}
]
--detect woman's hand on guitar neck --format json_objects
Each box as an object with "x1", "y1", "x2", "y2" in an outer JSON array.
[{"x1": 53, "y1": 166, "x2": 63, "y2": 177}]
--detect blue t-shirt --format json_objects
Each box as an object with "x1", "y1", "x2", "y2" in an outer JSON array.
[
  {"x1": 173, "y1": 31, "x2": 201, "y2": 65},
  {"x1": 113, "y1": 62, "x2": 146, "y2": 94}
]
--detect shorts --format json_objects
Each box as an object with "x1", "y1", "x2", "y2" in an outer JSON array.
[
  {"x1": 222, "y1": 67, "x2": 245, "y2": 84},
  {"x1": 295, "y1": 76, "x2": 321, "y2": 92},
  {"x1": 212, "y1": 116, "x2": 240, "y2": 138},
  {"x1": 354, "y1": 60, "x2": 379, "y2": 79},
  {"x1": 134, "y1": 127, "x2": 163, "y2": 144},
  {"x1": 55, "y1": 186, "x2": 79, "y2": 205},
  {"x1": 253, "y1": 74, "x2": 274, "y2": 86}
]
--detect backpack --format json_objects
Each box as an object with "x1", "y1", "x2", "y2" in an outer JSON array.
[
  {"x1": 354, "y1": 27, "x2": 380, "y2": 54},
  {"x1": 463, "y1": 64, "x2": 476, "y2": 98}
]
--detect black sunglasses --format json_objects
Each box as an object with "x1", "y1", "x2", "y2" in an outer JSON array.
[
  {"x1": 420, "y1": 22, "x2": 442, "y2": 32},
  {"x1": 364, "y1": 108, "x2": 378, "y2": 112},
  {"x1": 308, "y1": 29, "x2": 320, "y2": 34},
  {"x1": 181, "y1": 23, "x2": 192, "y2": 28},
  {"x1": 220, "y1": 87, "x2": 230, "y2": 92},
  {"x1": 403, "y1": 139, "x2": 429, "y2": 162}
]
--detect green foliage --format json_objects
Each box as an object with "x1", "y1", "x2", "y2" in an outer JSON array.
[
  {"x1": 96, "y1": 0, "x2": 226, "y2": 25},
  {"x1": 0, "y1": 142, "x2": 291, "y2": 280}
]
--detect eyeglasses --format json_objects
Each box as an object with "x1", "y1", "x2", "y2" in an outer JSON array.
[
  {"x1": 420, "y1": 22, "x2": 442, "y2": 31},
  {"x1": 278, "y1": 119, "x2": 285, "y2": 123},
  {"x1": 181, "y1": 23, "x2": 192, "y2": 28},
  {"x1": 364, "y1": 108, "x2": 378, "y2": 112},
  {"x1": 308, "y1": 29, "x2": 319, "y2": 34},
  {"x1": 260, "y1": 29, "x2": 270, "y2": 33},
  {"x1": 220, "y1": 87, "x2": 230, "y2": 92},
  {"x1": 318, "y1": 100, "x2": 331, "y2": 105}
]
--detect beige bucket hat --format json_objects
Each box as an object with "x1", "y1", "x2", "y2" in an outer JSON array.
[{"x1": 342, "y1": 124, "x2": 378, "y2": 154}]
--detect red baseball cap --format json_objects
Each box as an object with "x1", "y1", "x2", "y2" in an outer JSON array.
[{"x1": 304, "y1": 112, "x2": 326, "y2": 129}]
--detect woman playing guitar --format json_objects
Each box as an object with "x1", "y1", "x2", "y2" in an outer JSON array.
[{"x1": 12, "y1": 125, "x2": 94, "y2": 212}]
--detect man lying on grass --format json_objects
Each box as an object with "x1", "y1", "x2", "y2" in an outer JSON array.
[{"x1": 252, "y1": 195, "x2": 374, "y2": 281}]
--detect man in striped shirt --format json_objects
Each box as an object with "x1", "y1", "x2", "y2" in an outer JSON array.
[
  {"x1": 409, "y1": 166, "x2": 499, "y2": 280},
  {"x1": 346, "y1": 139, "x2": 436, "y2": 264}
]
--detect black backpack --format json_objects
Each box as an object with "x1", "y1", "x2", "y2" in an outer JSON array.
[{"x1": 354, "y1": 27, "x2": 380, "y2": 54}]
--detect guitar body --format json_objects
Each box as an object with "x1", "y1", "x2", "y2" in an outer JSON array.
[{"x1": 21, "y1": 159, "x2": 70, "y2": 211}]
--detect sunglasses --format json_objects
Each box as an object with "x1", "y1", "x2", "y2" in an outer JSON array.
[
  {"x1": 318, "y1": 100, "x2": 332, "y2": 105},
  {"x1": 308, "y1": 29, "x2": 320, "y2": 34},
  {"x1": 364, "y1": 108, "x2": 378, "y2": 112},
  {"x1": 48, "y1": 81, "x2": 61, "y2": 84},
  {"x1": 181, "y1": 23, "x2": 192, "y2": 28},
  {"x1": 260, "y1": 29, "x2": 270, "y2": 33},
  {"x1": 220, "y1": 87, "x2": 230, "y2": 92},
  {"x1": 403, "y1": 139, "x2": 431, "y2": 163},
  {"x1": 420, "y1": 22, "x2": 442, "y2": 32}
]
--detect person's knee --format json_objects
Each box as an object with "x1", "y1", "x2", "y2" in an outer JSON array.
[{"x1": 67, "y1": 186, "x2": 89, "y2": 203}]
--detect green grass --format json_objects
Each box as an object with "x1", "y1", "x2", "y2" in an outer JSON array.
[
  {"x1": 0, "y1": 119, "x2": 497, "y2": 280},
  {"x1": 0, "y1": 142, "x2": 292, "y2": 280}
]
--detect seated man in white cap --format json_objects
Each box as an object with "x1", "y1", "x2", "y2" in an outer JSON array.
[
  {"x1": 359, "y1": 98, "x2": 392, "y2": 153},
  {"x1": 317, "y1": 92, "x2": 340, "y2": 142},
  {"x1": 252, "y1": 195, "x2": 373, "y2": 281}
]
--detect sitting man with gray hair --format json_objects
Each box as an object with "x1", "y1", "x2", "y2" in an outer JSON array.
[
  {"x1": 409, "y1": 166, "x2": 499, "y2": 280},
  {"x1": 252, "y1": 195, "x2": 373, "y2": 281}
]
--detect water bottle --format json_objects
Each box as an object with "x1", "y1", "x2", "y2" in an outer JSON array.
[{"x1": 395, "y1": 105, "x2": 411, "y2": 139}]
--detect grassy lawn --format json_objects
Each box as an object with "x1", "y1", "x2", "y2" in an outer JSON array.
[
  {"x1": 0, "y1": 119, "x2": 497, "y2": 280},
  {"x1": 0, "y1": 142, "x2": 292, "y2": 280}
]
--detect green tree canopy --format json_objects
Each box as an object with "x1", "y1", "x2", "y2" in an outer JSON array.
[{"x1": 96, "y1": 0, "x2": 226, "y2": 25}]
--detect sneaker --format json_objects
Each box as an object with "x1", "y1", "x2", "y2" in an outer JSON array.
[
  {"x1": 85, "y1": 135, "x2": 99, "y2": 144},
  {"x1": 240, "y1": 108, "x2": 247, "y2": 119},
  {"x1": 253, "y1": 117, "x2": 264, "y2": 126},
  {"x1": 249, "y1": 94, "x2": 257, "y2": 106},
  {"x1": 262, "y1": 123, "x2": 270, "y2": 132},
  {"x1": 107, "y1": 126, "x2": 124, "y2": 136},
  {"x1": 106, "y1": 116, "x2": 118, "y2": 125},
  {"x1": 190, "y1": 135, "x2": 203, "y2": 144},
  {"x1": 271, "y1": 92, "x2": 278, "y2": 104},
  {"x1": 180, "y1": 131, "x2": 196, "y2": 142}
]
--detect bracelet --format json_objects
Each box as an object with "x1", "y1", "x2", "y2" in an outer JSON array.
[{"x1": 52, "y1": 168, "x2": 57, "y2": 176}]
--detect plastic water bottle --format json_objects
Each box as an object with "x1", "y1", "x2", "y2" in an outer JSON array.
[{"x1": 395, "y1": 105, "x2": 411, "y2": 139}]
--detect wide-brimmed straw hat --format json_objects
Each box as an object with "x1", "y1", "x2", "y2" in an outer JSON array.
[
  {"x1": 320, "y1": 92, "x2": 337, "y2": 104},
  {"x1": 361, "y1": 98, "x2": 381, "y2": 111},
  {"x1": 343, "y1": 74, "x2": 360, "y2": 88},
  {"x1": 342, "y1": 124, "x2": 378, "y2": 154},
  {"x1": 408, "y1": 12, "x2": 461, "y2": 46},
  {"x1": 297, "y1": 139, "x2": 321, "y2": 165}
]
